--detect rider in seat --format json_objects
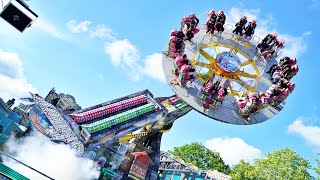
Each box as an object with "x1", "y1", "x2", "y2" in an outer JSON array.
[
  {"x1": 212, "y1": 87, "x2": 228, "y2": 109},
  {"x1": 257, "y1": 33, "x2": 277, "y2": 53},
  {"x1": 181, "y1": 16, "x2": 190, "y2": 31},
  {"x1": 233, "y1": 16, "x2": 247, "y2": 41},
  {"x1": 271, "y1": 69, "x2": 282, "y2": 84},
  {"x1": 251, "y1": 92, "x2": 273, "y2": 115},
  {"x1": 200, "y1": 80, "x2": 214, "y2": 101},
  {"x1": 177, "y1": 64, "x2": 195, "y2": 86},
  {"x1": 282, "y1": 64, "x2": 299, "y2": 80},
  {"x1": 235, "y1": 92, "x2": 258, "y2": 121},
  {"x1": 215, "y1": 10, "x2": 226, "y2": 34},
  {"x1": 183, "y1": 20, "x2": 194, "y2": 41},
  {"x1": 188, "y1": 13, "x2": 200, "y2": 36},
  {"x1": 243, "y1": 20, "x2": 256, "y2": 41},
  {"x1": 206, "y1": 10, "x2": 217, "y2": 34},
  {"x1": 269, "y1": 39, "x2": 285, "y2": 58}
]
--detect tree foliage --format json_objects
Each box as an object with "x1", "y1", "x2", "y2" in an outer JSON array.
[
  {"x1": 314, "y1": 153, "x2": 320, "y2": 180},
  {"x1": 169, "y1": 142, "x2": 230, "y2": 174},
  {"x1": 229, "y1": 160, "x2": 257, "y2": 180},
  {"x1": 230, "y1": 147, "x2": 312, "y2": 180}
]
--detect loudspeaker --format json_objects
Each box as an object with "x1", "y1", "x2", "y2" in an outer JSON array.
[{"x1": 0, "y1": 1, "x2": 38, "y2": 33}]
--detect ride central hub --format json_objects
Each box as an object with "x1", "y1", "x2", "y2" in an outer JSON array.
[{"x1": 215, "y1": 52, "x2": 242, "y2": 74}]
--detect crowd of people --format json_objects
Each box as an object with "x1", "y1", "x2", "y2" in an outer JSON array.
[
  {"x1": 165, "y1": 11, "x2": 298, "y2": 121},
  {"x1": 256, "y1": 33, "x2": 285, "y2": 60}
]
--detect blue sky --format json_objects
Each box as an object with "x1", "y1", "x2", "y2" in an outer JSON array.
[{"x1": 0, "y1": 0, "x2": 320, "y2": 170}]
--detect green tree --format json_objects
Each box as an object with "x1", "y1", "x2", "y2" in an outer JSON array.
[
  {"x1": 230, "y1": 160, "x2": 257, "y2": 180},
  {"x1": 254, "y1": 147, "x2": 311, "y2": 180},
  {"x1": 314, "y1": 153, "x2": 320, "y2": 180},
  {"x1": 230, "y1": 147, "x2": 312, "y2": 180},
  {"x1": 169, "y1": 142, "x2": 230, "y2": 174}
]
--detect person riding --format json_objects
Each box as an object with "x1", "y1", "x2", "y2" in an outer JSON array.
[
  {"x1": 212, "y1": 87, "x2": 228, "y2": 108},
  {"x1": 262, "y1": 33, "x2": 278, "y2": 45},
  {"x1": 266, "y1": 63, "x2": 279, "y2": 75},
  {"x1": 269, "y1": 39, "x2": 285, "y2": 57},
  {"x1": 189, "y1": 13, "x2": 200, "y2": 27},
  {"x1": 266, "y1": 84, "x2": 282, "y2": 101},
  {"x1": 233, "y1": 16, "x2": 247, "y2": 40},
  {"x1": 170, "y1": 29, "x2": 177, "y2": 37},
  {"x1": 279, "y1": 57, "x2": 296, "y2": 68},
  {"x1": 266, "y1": 78, "x2": 295, "y2": 107},
  {"x1": 243, "y1": 20, "x2": 256, "y2": 40},
  {"x1": 200, "y1": 80, "x2": 214, "y2": 101},
  {"x1": 176, "y1": 30, "x2": 186, "y2": 41},
  {"x1": 283, "y1": 64, "x2": 299, "y2": 80},
  {"x1": 178, "y1": 64, "x2": 191, "y2": 85},
  {"x1": 271, "y1": 68, "x2": 282, "y2": 83},
  {"x1": 235, "y1": 92, "x2": 258, "y2": 120},
  {"x1": 251, "y1": 92, "x2": 273, "y2": 114},
  {"x1": 206, "y1": 10, "x2": 217, "y2": 34},
  {"x1": 174, "y1": 55, "x2": 185, "y2": 69},
  {"x1": 181, "y1": 16, "x2": 190, "y2": 31},
  {"x1": 257, "y1": 33, "x2": 277, "y2": 53},
  {"x1": 215, "y1": 10, "x2": 226, "y2": 34},
  {"x1": 182, "y1": 20, "x2": 194, "y2": 40},
  {"x1": 168, "y1": 29, "x2": 186, "y2": 56},
  {"x1": 168, "y1": 37, "x2": 176, "y2": 55},
  {"x1": 287, "y1": 82, "x2": 295, "y2": 93},
  {"x1": 208, "y1": 10, "x2": 217, "y2": 19}
]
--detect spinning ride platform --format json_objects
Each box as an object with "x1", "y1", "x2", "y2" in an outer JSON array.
[{"x1": 162, "y1": 25, "x2": 284, "y2": 125}]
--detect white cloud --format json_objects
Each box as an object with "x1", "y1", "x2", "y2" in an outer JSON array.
[
  {"x1": 2, "y1": 132, "x2": 100, "y2": 180},
  {"x1": 139, "y1": 53, "x2": 166, "y2": 83},
  {"x1": 90, "y1": 25, "x2": 114, "y2": 40},
  {"x1": 104, "y1": 39, "x2": 141, "y2": 81},
  {"x1": 0, "y1": 50, "x2": 24, "y2": 79},
  {"x1": 205, "y1": 137, "x2": 262, "y2": 166},
  {"x1": 0, "y1": 16, "x2": 69, "y2": 41},
  {"x1": 104, "y1": 39, "x2": 140, "y2": 67},
  {"x1": 0, "y1": 50, "x2": 36, "y2": 101},
  {"x1": 226, "y1": 7, "x2": 310, "y2": 58},
  {"x1": 66, "y1": 20, "x2": 91, "y2": 33},
  {"x1": 288, "y1": 119, "x2": 320, "y2": 147},
  {"x1": 104, "y1": 40, "x2": 166, "y2": 82},
  {"x1": 33, "y1": 18, "x2": 70, "y2": 41}
]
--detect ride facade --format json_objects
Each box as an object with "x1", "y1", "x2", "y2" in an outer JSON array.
[{"x1": 23, "y1": 9, "x2": 298, "y2": 180}]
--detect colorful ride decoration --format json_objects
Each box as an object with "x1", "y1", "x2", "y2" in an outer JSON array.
[
  {"x1": 128, "y1": 151, "x2": 153, "y2": 180},
  {"x1": 70, "y1": 95, "x2": 147, "y2": 123},
  {"x1": 190, "y1": 41, "x2": 261, "y2": 96},
  {"x1": 29, "y1": 93, "x2": 84, "y2": 156},
  {"x1": 81, "y1": 103, "x2": 155, "y2": 133}
]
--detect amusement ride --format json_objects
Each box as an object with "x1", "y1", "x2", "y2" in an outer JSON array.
[{"x1": 10, "y1": 9, "x2": 298, "y2": 180}]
